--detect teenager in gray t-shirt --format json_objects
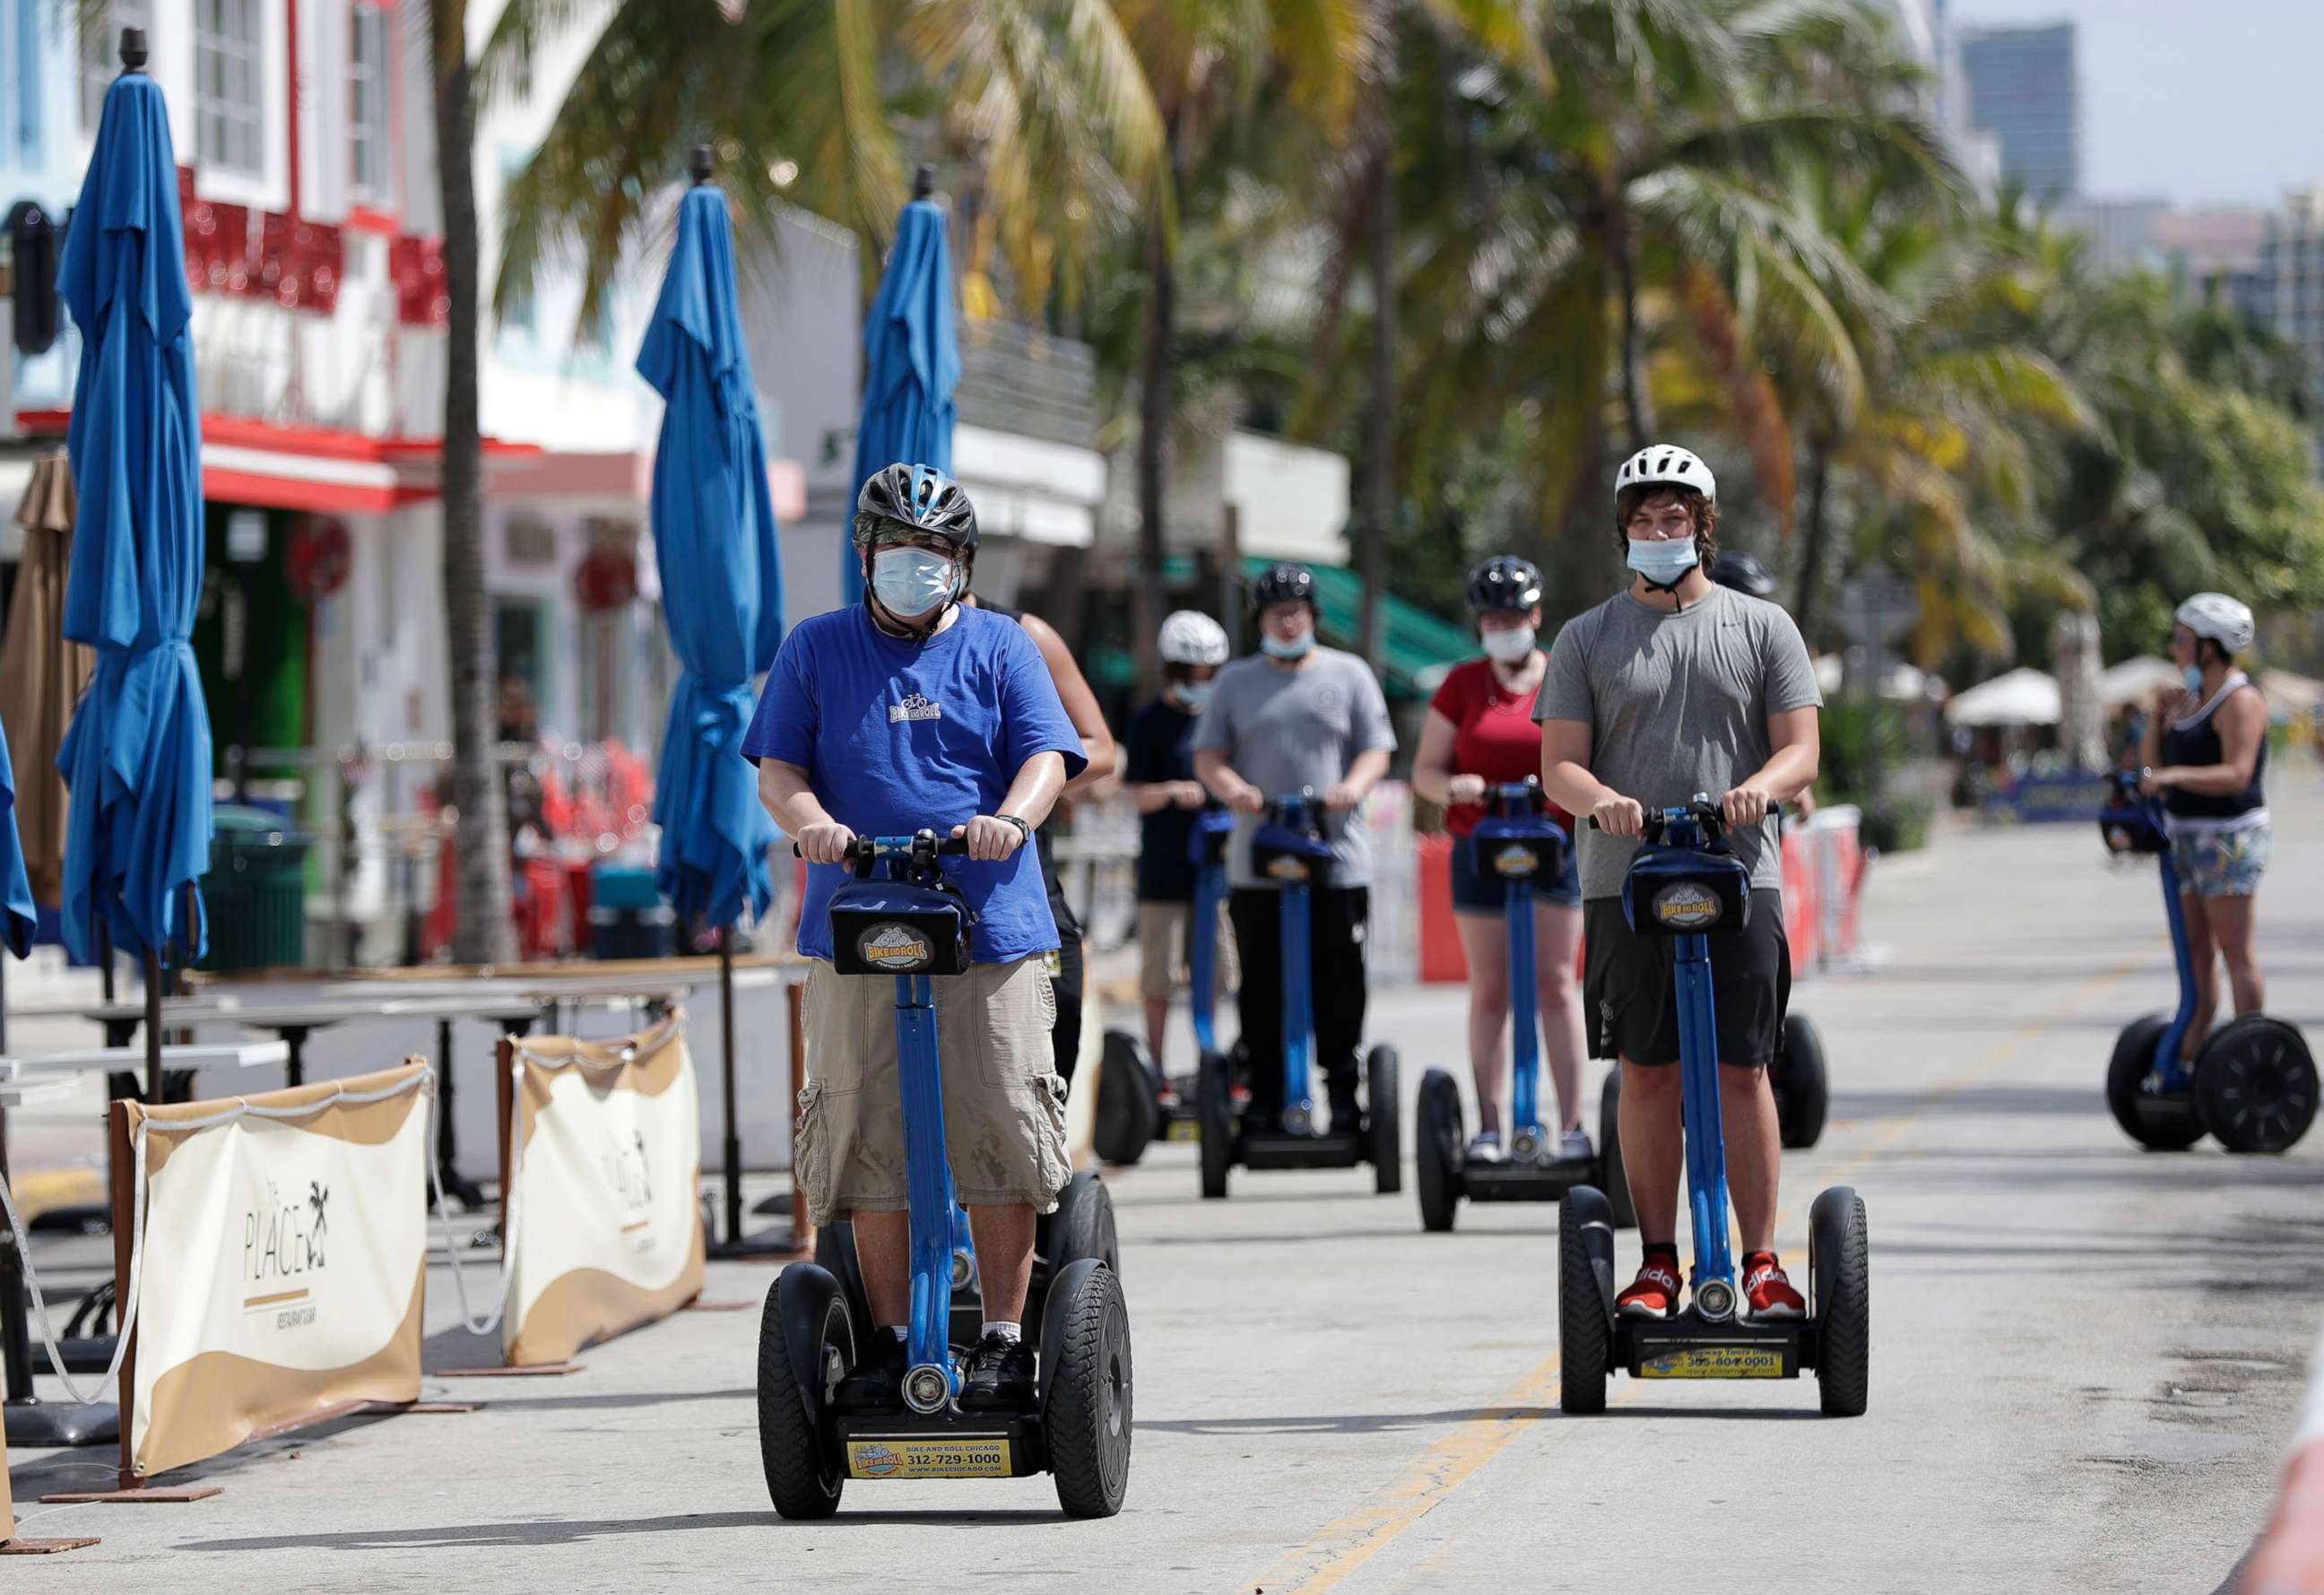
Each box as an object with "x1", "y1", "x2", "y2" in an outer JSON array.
[
  {"x1": 1192, "y1": 564, "x2": 1397, "y2": 1132},
  {"x1": 1537, "y1": 445, "x2": 1821, "y2": 1325}
]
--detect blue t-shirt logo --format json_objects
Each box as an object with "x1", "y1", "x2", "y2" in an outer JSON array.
[{"x1": 741, "y1": 606, "x2": 1087, "y2": 964}]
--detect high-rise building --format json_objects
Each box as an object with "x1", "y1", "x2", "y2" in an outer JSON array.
[
  {"x1": 1956, "y1": 22, "x2": 2080, "y2": 203},
  {"x1": 2250, "y1": 187, "x2": 2324, "y2": 409}
]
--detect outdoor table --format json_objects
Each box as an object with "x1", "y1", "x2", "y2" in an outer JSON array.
[
  {"x1": 219, "y1": 999, "x2": 420, "y2": 1089},
  {"x1": 56, "y1": 995, "x2": 244, "y2": 1051},
  {"x1": 396, "y1": 994, "x2": 545, "y2": 1209}
]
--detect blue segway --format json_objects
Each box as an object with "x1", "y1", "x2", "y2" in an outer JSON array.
[
  {"x1": 2099, "y1": 771, "x2": 2316, "y2": 1153},
  {"x1": 759, "y1": 831, "x2": 1132, "y2": 1518},
  {"x1": 1416, "y1": 780, "x2": 1624, "y2": 1231},
  {"x1": 1558, "y1": 799, "x2": 1869, "y2": 1417},
  {"x1": 1197, "y1": 790, "x2": 1400, "y2": 1199},
  {"x1": 1096, "y1": 807, "x2": 1237, "y2": 1164}
]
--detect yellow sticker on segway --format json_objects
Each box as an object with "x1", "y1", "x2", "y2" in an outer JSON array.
[
  {"x1": 1166, "y1": 1118, "x2": 1201, "y2": 1142},
  {"x1": 1640, "y1": 1347, "x2": 1784, "y2": 1379},
  {"x1": 846, "y1": 1436, "x2": 1014, "y2": 1479}
]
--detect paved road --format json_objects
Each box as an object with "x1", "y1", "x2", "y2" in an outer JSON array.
[{"x1": 13, "y1": 768, "x2": 2324, "y2": 1593}]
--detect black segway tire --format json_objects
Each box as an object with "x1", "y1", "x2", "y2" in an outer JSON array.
[
  {"x1": 1049, "y1": 1170, "x2": 1121, "y2": 1276},
  {"x1": 2195, "y1": 1014, "x2": 2320, "y2": 1155},
  {"x1": 1368, "y1": 1045, "x2": 1403, "y2": 1194},
  {"x1": 1044, "y1": 1261, "x2": 1133, "y2": 1519},
  {"x1": 1197, "y1": 1048, "x2": 1233, "y2": 1200},
  {"x1": 1808, "y1": 1187, "x2": 1869, "y2": 1417},
  {"x1": 813, "y1": 1220, "x2": 871, "y2": 1337},
  {"x1": 1416, "y1": 1069, "x2": 1462, "y2": 1232},
  {"x1": 1775, "y1": 1013, "x2": 1830, "y2": 1149},
  {"x1": 758, "y1": 1263, "x2": 850, "y2": 1518},
  {"x1": 1598, "y1": 1071, "x2": 1635, "y2": 1230},
  {"x1": 2105, "y1": 1013, "x2": 2205, "y2": 1150},
  {"x1": 1558, "y1": 1188, "x2": 1614, "y2": 1414},
  {"x1": 1096, "y1": 1030, "x2": 1162, "y2": 1166}
]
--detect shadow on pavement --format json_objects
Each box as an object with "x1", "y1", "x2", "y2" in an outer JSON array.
[{"x1": 1139, "y1": 1406, "x2": 1559, "y2": 1435}]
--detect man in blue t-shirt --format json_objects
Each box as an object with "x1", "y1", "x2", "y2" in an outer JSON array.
[{"x1": 745, "y1": 464, "x2": 1085, "y2": 1415}]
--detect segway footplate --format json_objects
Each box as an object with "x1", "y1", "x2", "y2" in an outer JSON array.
[
  {"x1": 1242, "y1": 1131, "x2": 1365, "y2": 1169},
  {"x1": 1461, "y1": 1159, "x2": 1593, "y2": 1201},
  {"x1": 836, "y1": 1412, "x2": 1047, "y2": 1479},
  {"x1": 1615, "y1": 1313, "x2": 1814, "y2": 1380}
]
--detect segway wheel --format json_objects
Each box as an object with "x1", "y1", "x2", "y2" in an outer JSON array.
[
  {"x1": 1416, "y1": 1069, "x2": 1462, "y2": 1232},
  {"x1": 1598, "y1": 1071, "x2": 1635, "y2": 1231},
  {"x1": 2195, "y1": 1015, "x2": 2320, "y2": 1155},
  {"x1": 1049, "y1": 1170, "x2": 1122, "y2": 1276},
  {"x1": 2105, "y1": 1013, "x2": 2206, "y2": 1151},
  {"x1": 1367, "y1": 1045, "x2": 1403, "y2": 1195},
  {"x1": 757, "y1": 1263, "x2": 850, "y2": 1518},
  {"x1": 1095, "y1": 1030, "x2": 1162, "y2": 1166},
  {"x1": 1197, "y1": 1048, "x2": 1233, "y2": 1200},
  {"x1": 1558, "y1": 1188, "x2": 1614, "y2": 1414},
  {"x1": 1045, "y1": 1262, "x2": 1133, "y2": 1519},
  {"x1": 1775, "y1": 1013, "x2": 1830, "y2": 1150},
  {"x1": 814, "y1": 1220, "x2": 871, "y2": 1337},
  {"x1": 1808, "y1": 1187, "x2": 1869, "y2": 1417}
]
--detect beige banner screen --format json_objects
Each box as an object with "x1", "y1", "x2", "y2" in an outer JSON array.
[
  {"x1": 502, "y1": 1015, "x2": 705, "y2": 1366},
  {"x1": 126, "y1": 1062, "x2": 429, "y2": 1479}
]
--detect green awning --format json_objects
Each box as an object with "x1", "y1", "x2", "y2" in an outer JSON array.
[{"x1": 1244, "y1": 557, "x2": 1473, "y2": 700}]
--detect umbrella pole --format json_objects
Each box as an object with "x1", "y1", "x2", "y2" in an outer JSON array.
[
  {"x1": 720, "y1": 925, "x2": 742, "y2": 1245},
  {"x1": 99, "y1": 920, "x2": 115, "y2": 1003},
  {"x1": 143, "y1": 948, "x2": 162, "y2": 1105}
]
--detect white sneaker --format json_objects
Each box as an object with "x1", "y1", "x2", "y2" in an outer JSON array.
[
  {"x1": 1465, "y1": 1132, "x2": 1503, "y2": 1163},
  {"x1": 1559, "y1": 1128, "x2": 1594, "y2": 1163}
]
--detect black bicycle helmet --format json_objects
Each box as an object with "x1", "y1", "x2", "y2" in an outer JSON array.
[
  {"x1": 1466, "y1": 554, "x2": 1543, "y2": 614},
  {"x1": 854, "y1": 462, "x2": 979, "y2": 553},
  {"x1": 1251, "y1": 562, "x2": 1318, "y2": 614},
  {"x1": 1710, "y1": 550, "x2": 1779, "y2": 599}
]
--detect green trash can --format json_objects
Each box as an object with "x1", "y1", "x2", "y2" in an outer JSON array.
[{"x1": 202, "y1": 805, "x2": 312, "y2": 971}]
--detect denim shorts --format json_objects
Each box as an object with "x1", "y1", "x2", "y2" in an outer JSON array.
[
  {"x1": 1452, "y1": 832, "x2": 1583, "y2": 912},
  {"x1": 2170, "y1": 824, "x2": 2270, "y2": 899}
]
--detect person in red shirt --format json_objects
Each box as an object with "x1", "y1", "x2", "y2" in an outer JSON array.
[{"x1": 1411, "y1": 555, "x2": 1590, "y2": 1163}]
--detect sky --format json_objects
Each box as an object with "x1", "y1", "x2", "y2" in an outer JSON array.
[{"x1": 1947, "y1": 0, "x2": 2324, "y2": 208}]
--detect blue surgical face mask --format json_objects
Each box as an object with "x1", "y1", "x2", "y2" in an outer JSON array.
[
  {"x1": 1626, "y1": 537, "x2": 1700, "y2": 586},
  {"x1": 1177, "y1": 681, "x2": 1215, "y2": 713},
  {"x1": 1261, "y1": 629, "x2": 1315, "y2": 661},
  {"x1": 871, "y1": 548, "x2": 958, "y2": 619},
  {"x1": 2184, "y1": 665, "x2": 2205, "y2": 694}
]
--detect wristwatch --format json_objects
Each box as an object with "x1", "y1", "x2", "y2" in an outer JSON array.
[{"x1": 993, "y1": 813, "x2": 1034, "y2": 847}]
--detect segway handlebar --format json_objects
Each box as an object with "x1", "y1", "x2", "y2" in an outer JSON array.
[
  {"x1": 1487, "y1": 777, "x2": 1548, "y2": 817},
  {"x1": 792, "y1": 828, "x2": 976, "y2": 874},
  {"x1": 1584, "y1": 796, "x2": 1785, "y2": 845}
]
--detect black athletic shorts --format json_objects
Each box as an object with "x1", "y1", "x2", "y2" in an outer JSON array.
[{"x1": 1583, "y1": 889, "x2": 1789, "y2": 1067}]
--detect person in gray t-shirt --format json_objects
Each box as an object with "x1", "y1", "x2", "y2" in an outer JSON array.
[
  {"x1": 1192, "y1": 563, "x2": 1397, "y2": 1132},
  {"x1": 1537, "y1": 444, "x2": 1821, "y2": 1324}
]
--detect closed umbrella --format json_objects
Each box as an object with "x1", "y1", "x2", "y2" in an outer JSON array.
[
  {"x1": 637, "y1": 148, "x2": 785, "y2": 1253},
  {"x1": 55, "y1": 30, "x2": 212, "y2": 1103},
  {"x1": 844, "y1": 169, "x2": 959, "y2": 603},
  {"x1": 0, "y1": 723, "x2": 34, "y2": 962},
  {"x1": 0, "y1": 454, "x2": 94, "y2": 906}
]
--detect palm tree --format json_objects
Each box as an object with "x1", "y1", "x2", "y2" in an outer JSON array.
[
  {"x1": 485, "y1": 0, "x2": 1163, "y2": 340},
  {"x1": 429, "y1": 0, "x2": 516, "y2": 965},
  {"x1": 1366, "y1": 0, "x2": 1954, "y2": 612}
]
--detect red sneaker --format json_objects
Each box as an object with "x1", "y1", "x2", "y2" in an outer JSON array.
[
  {"x1": 1742, "y1": 1253, "x2": 1804, "y2": 1320},
  {"x1": 1617, "y1": 1253, "x2": 1683, "y2": 1318}
]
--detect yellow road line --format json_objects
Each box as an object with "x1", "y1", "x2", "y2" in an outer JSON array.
[{"x1": 1249, "y1": 952, "x2": 2138, "y2": 1594}]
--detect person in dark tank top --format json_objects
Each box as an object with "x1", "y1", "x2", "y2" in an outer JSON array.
[{"x1": 2138, "y1": 592, "x2": 2273, "y2": 1063}]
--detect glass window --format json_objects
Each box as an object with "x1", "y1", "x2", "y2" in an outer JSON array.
[
  {"x1": 349, "y1": 4, "x2": 387, "y2": 203},
  {"x1": 194, "y1": 0, "x2": 261, "y2": 176},
  {"x1": 81, "y1": 0, "x2": 151, "y2": 132}
]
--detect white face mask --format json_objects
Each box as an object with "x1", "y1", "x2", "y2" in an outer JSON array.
[
  {"x1": 871, "y1": 547, "x2": 958, "y2": 619},
  {"x1": 1481, "y1": 625, "x2": 1536, "y2": 664},
  {"x1": 1261, "y1": 628, "x2": 1314, "y2": 661}
]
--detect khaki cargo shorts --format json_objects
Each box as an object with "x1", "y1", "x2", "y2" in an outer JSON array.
[
  {"x1": 1135, "y1": 897, "x2": 1241, "y2": 1001},
  {"x1": 794, "y1": 954, "x2": 1072, "y2": 1223}
]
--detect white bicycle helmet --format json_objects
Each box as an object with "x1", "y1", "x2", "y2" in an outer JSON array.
[
  {"x1": 1159, "y1": 609, "x2": 1231, "y2": 666},
  {"x1": 1615, "y1": 444, "x2": 1717, "y2": 503},
  {"x1": 2175, "y1": 592, "x2": 2255, "y2": 654}
]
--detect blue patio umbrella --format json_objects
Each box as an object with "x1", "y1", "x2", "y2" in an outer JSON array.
[
  {"x1": 637, "y1": 160, "x2": 785, "y2": 932},
  {"x1": 844, "y1": 175, "x2": 960, "y2": 603},
  {"x1": 638, "y1": 150, "x2": 786, "y2": 1252},
  {"x1": 56, "y1": 32, "x2": 212, "y2": 1088},
  {"x1": 0, "y1": 723, "x2": 34, "y2": 962}
]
